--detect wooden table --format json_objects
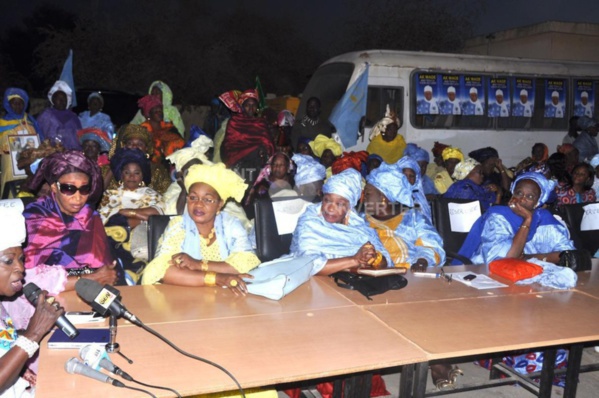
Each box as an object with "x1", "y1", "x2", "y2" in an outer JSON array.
[{"x1": 36, "y1": 279, "x2": 427, "y2": 397}]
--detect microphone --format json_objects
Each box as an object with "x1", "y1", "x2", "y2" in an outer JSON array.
[
  {"x1": 23, "y1": 283, "x2": 79, "y2": 339},
  {"x1": 80, "y1": 345, "x2": 133, "y2": 381},
  {"x1": 65, "y1": 357, "x2": 125, "y2": 387},
  {"x1": 74, "y1": 279, "x2": 140, "y2": 324}
]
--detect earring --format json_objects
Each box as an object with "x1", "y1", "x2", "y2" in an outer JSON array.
[
  {"x1": 118, "y1": 180, "x2": 123, "y2": 186},
  {"x1": 344, "y1": 212, "x2": 350, "y2": 225},
  {"x1": 139, "y1": 181, "x2": 146, "y2": 187}
]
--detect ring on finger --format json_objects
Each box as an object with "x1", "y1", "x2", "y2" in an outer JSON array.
[
  {"x1": 229, "y1": 279, "x2": 238, "y2": 287},
  {"x1": 176, "y1": 257, "x2": 182, "y2": 265},
  {"x1": 52, "y1": 302, "x2": 60, "y2": 310}
]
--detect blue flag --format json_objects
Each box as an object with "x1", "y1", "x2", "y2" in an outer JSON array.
[
  {"x1": 328, "y1": 63, "x2": 369, "y2": 148},
  {"x1": 59, "y1": 49, "x2": 77, "y2": 108}
]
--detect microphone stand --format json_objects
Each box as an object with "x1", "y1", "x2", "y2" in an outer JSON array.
[{"x1": 105, "y1": 315, "x2": 134, "y2": 364}]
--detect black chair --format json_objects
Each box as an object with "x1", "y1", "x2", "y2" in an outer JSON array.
[
  {"x1": 431, "y1": 197, "x2": 484, "y2": 265},
  {"x1": 254, "y1": 196, "x2": 309, "y2": 262},
  {"x1": 555, "y1": 202, "x2": 599, "y2": 255},
  {"x1": 147, "y1": 215, "x2": 175, "y2": 261}
]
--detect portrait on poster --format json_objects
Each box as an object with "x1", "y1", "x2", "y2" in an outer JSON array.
[
  {"x1": 416, "y1": 74, "x2": 439, "y2": 115},
  {"x1": 543, "y1": 79, "x2": 566, "y2": 118},
  {"x1": 574, "y1": 80, "x2": 594, "y2": 118},
  {"x1": 512, "y1": 78, "x2": 535, "y2": 117},
  {"x1": 461, "y1": 75, "x2": 484, "y2": 116},
  {"x1": 439, "y1": 74, "x2": 462, "y2": 115},
  {"x1": 488, "y1": 78, "x2": 510, "y2": 118}
]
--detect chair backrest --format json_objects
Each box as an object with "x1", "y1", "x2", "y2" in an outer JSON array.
[
  {"x1": 558, "y1": 202, "x2": 599, "y2": 254},
  {"x1": 254, "y1": 196, "x2": 310, "y2": 262},
  {"x1": 147, "y1": 215, "x2": 175, "y2": 261},
  {"x1": 431, "y1": 197, "x2": 483, "y2": 258}
]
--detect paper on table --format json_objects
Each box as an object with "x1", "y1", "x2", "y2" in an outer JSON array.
[
  {"x1": 581, "y1": 203, "x2": 599, "y2": 231},
  {"x1": 448, "y1": 201, "x2": 481, "y2": 233},
  {"x1": 272, "y1": 198, "x2": 310, "y2": 235},
  {"x1": 447, "y1": 271, "x2": 508, "y2": 289}
]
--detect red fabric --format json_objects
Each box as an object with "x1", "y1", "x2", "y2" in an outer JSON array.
[
  {"x1": 221, "y1": 114, "x2": 275, "y2": 167},
  {"x1": 332, "y1": 151, "x2": 369, "y2": 175},
  {"x1": 432, "y1": 141, "x2": 450, "y2": 157},
  {"x1": 141, "y1": 121, "x2": 185, "y2": 162},
  {"x1": 238, "y1": 89, "x2": 259, "y2": 105},
  {"x1": 138, "y1": 95, "x2": 162, "y2": 118},
  {"x1": 489, "y1": 258, "x2": 543, "y2": 282}
]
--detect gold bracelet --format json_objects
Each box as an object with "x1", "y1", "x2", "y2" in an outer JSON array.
[
  {"x1": 204, "y1": 271, "x2": 217, "y2": 286},
  {"x1": 129, "y1": 210, "x2": 136, "y2": 217},
  {"x1": 200, "y1": 259, "x2": 209, "y2": 271},
  {"x1": 520, "y1": 224, "x2": 530, "y2": 229},
  {"x1": 371, "y1": 252, "x2": 383, "y2": 269}
]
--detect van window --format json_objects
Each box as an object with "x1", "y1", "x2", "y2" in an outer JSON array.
[
  {"x1": 365, "y1": 87, "x2": 404, "y2": 127},
  {"x1": 296, "y1": 62, "x2": 354, "y2": 121}
]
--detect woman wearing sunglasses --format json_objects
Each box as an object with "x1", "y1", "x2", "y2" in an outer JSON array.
[
  {"x1": 142, "y1": 163, "x2": 260, "y2": 295},
  {"x1": 22, "y1": 151, "x2": 124, "y2": 292}
]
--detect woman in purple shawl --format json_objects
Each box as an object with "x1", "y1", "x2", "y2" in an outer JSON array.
[
  {"x1": 36, "y1": 81, "x2": 82, "y2": 150},
  {"x1": 23, "y1": 151, "x2": 124, "y2": 291}
]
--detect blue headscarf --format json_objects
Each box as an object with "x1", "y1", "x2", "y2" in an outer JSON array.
[
  {"x1": 366, "y1": 162, "x2": 413, "y2": 207},
  {"x1": 110, "y1": 148, "x2": 152, "y2": 186},
  {"x1": 589, "y1": 154, "x2": 599, "y2": 168},
  {"x1": 292, "y1": 153, "x2": 326, "y2": 186},
  {"x1": 394, "y1": 156, "x2": 432, "y2": 221},
  {"x1": 3, "y1": 88, "x2": 30, "y2": 120},
  {"x1": 577, "y1": 116, "x2": 599, "y2": 131},
  {"x1": 404, "y1": 143, "x2": 429, "y2": 163},
  {"x1": 323, "y1": 168, "x2": 362, "y2": 207},
  {"x1": 511, "y1": 172, "x2": 556, "y2": 208}
]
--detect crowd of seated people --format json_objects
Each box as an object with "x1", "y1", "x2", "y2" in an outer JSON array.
[{"x1": 2, "y1": 82, "x2": 599, "y2": 396}]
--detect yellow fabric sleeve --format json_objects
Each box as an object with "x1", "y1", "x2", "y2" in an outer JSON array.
[
  {"x1": 141, "y1": 216, "x2": 185, "y2": 285},
  {"x1": 224, "y1": 252, "x2": 261, "y2": 273}
]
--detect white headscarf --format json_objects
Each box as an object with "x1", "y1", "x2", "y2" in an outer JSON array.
[
  {"x1": 369, "y1": 104, "x2": 401, "y2": 140},
  {"x1": 166, "y1": 135, "x2": 213, "y2": 171},
  {"x1": 0, "y1": 200, "x2": 26, "y2": 252},
  {"x1": 48, "y1": 80, "x2": 73, "y2": 108}
]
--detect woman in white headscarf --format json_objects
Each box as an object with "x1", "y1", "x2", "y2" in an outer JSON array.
[
  {"x1": 36, "y1": 81, "x2": 82, "y2": 150},
  {"x1": 443, "y1": 157, "x2": 500, "y2": 212},
  {"x1": 366, "y1": 104, "x2": 406, "y2": 164}
]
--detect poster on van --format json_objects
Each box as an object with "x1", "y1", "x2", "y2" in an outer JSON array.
[
  {"x1": 512, "y1": 78, "x2": 535, "y2": 117},
  {"x1": 544, "y1": 79, "x2": 566, "y2": 118},
  {"x1": 439, "y1": 74, "x2": 462, "y2": 115},
  {"x1": 488, "y1": 78, "x2": 510, "y2": 117},
  {"x1": 462, "y1": 75, "x2": 485, "y2": 116},
  {"x1": 573, "y1": 80, "x2": 594, "y2": 117},
  {"x1": 416, "y1": 73, "x2": 439, "y2": 115}
]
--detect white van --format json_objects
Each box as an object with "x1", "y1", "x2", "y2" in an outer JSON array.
[{"x1": 296, "y1": 50, "x2": 599, "y2": 166}]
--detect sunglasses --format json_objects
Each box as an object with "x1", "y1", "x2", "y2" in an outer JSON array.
[{"x1": 56, "y1": 182, "x2": 92, "y2": 196}]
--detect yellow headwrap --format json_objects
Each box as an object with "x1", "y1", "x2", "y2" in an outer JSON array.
[
  {"x1": 309, "y1": 134, "x2": 343, "y2": 158},
  {"x1": 441, "y1": 147, "x2": 464, "y2": 162},
  {"x1": 166, "y1": 135, "x2": 213, "y2": 171},
  {"x1": 184, "y1": 163, "x2": 248, "y2": 203}
]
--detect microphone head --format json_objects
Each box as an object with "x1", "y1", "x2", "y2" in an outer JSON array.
[
  {"x1": 23, "y1": 282, "x2": 41, "y2": 303},
  {"x1": 75, "y1": 278, "x2": 103, "y2": 302},
  {"x1": 75, "y1": 279, "x2": 121, "y2": 317},
  {"x1": 65, "y1": 357, "x2": 81, "y2": 374}
]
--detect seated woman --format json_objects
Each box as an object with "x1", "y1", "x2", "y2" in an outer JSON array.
[
  {"x1": 78, "y1": 92, "x2": 115, "y2": 138},
  {"x1": 99, "y1": 148, "x2": 164, "y2": 282},
  {"x1": 457, "y1": 172, "x2": 574, "y2": 265},
  {"x1": 142, "y1": 163, "x2": 260, "y2": 292},
  {"x1": 292, "y1": 153, "x2": 326, "y2": 201},
  {"x1": 290, "y1": 168, "x2": 391, "y2": 275},
  {"x1": 395, "y1": 156, "x2": 432, "y2": 223},
  {"x1": 434, "y1": 146, "x2": 463, "y2": 194},
  {"x1": 130, "y1": 80, "x2": 185, "y2": 136},
  {"x1": 23, "y1": 151, "x2": 123, "y2": 290},
  {"x1": 468, "y1": 146, "x2": 512, "y2": 195},
  {"x1": 555, "y1": 162, "x2": 596, "y2": 206},
  {"x1": 245, "y1": 152, "x2": 295, "y2": 206},
  {"x1": 403, "y1": 143, "x2": 438, "y2": 197},
  {"x1": 0, "y1": 202, "x2": 64, "y2": 396},
  {"x1": 138, "y1": 94, "x2": 185, "y2": 163},
  {"x1": 309, "y1": 134, "x2": 342, "y2": 178},
  {"x1": 364, "y1": 162, "x2": 445, "y2": 269},
  {"x1": 514, "y1": 143, "x2": 548, "y2": 176},
  {"x1": 77, "y1": 127, "x2": 112, "y2": 167},
  {"x1": 36, "y1": 80, "x2": 82, "y2": 150},
  {"x1": 104, "y1": 124, "x2": 171, "y2": 194},
  {"x1": 366, "y1": 104, "x2": 406, "y2": 164},
  {"x1": 444, "y1": 157, "x2": 500, "y2": 212}
]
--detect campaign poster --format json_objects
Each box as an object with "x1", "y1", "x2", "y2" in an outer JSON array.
[
  {"x1": 512, "y1": 78, "x2": 535, "y2": 117},
  {"x1": 438, "y1": 74, "x2": 462, "y2": 115},
  {"x1": 574, "y1": 80, "x2": 594, "y2": 117},
  {"x1": 488, "y1": 77, "x2": 510, "y2": 118},
  {"x1": 461, "y1": 75, "x2": 485, "y2": 116},
  {"x1": 415, "y1": 73, "x2": 439, "y2": 115},
  {"x1": 544, "y1": 79, "x2": 566, "y2": 118}
]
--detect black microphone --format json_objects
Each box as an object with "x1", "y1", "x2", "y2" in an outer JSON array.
[
  {"x1": 65, "y1": 357, "x2": 125, "y2": 387},
  {"x1": 23, "y1": 283, "x2": 79, "y2": 339},
  {"x1": 74, "y1": 279, "x2": 140, "y2": 324}
]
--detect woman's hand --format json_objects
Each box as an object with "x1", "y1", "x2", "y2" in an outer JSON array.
[
  {"x1": 508, "y1": 197, "x2": 533, "y2": 222},
  {"x1": 23, "y1": 290, "x2": 63, "y2": 343},
  {"x1": 169, "y1": 253, "x2": 200, "y2": 270},
  {"x1": 215, "y1": 273, "x2": 253, "y2": 296},
  {"x1": 410, "y1": 258, "x2": 428, "y2": 272},
  {"x1": 118, "y1": 208, "x2": 137, "y2": 219},
  {"x1": 353, "y1": 243, "x2": 376, "y2": 267},
  {"x1": 85, "y1": 262, "x2": 118, "y2": 286}
]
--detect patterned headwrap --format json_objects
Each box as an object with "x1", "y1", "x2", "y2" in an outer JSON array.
[
  {"x1": 532, "y1": 143, "x2": 549, "y2": 162},
  {"x1": 309, "y1": 134, "x2": 343, "y2": 158},
  {"x1": 590, "y1": 154, "x2": 599, "y2": 168},
  {"x1": 469, "y1": 147, "x2": 499, "y2": 163},
  {"x1": 238, "y1": 89, "x2": 259, "y2": 106},
  {"x1": 48, "y1": 80, "x2": 73, "y2": 108},
  {"x1": 0, "y1": 200, "x2": 26, "y2": 252},
  {"x1": 138, "y1": 95, "x2": 162, "y2": 118},
  {"x1": 366, "y1": 162, "x2": 414, "y2": 207},
  {"x1": 109, "y1": 124, "x2": 153, "y2": 158},
  {"x1": 323, "y1": 168, "x2": 362, "y2": 207},
  {"x1": 251, "y1": 152, "x2": 294, "y2": 188},
  {"x1": 369, "y1": 104, "x2": 401, "y2": 140},
  {"x1": 452, "y1": 158, "x2": 480, "y2": 180},
  {"x1": 26, "y1": 150, "x2": 103, "y2": 204},
  {"x1": 403, "y1": 143, "x2": 430, "y2": 163},
  {"x1": 184, "y1": 163, "x2": 248, "y2": 203},
  {"x1": 441, "y1": 147, "x2": 464, "y2": 162},
  {"x1": 577, "y1": 116, "x2": 599, "y2": 131},
  {"x1": 167, "y1": 135, "x2": 213, "y2": 171},
  {"x1": 3, "y1": 87, "x2": 29, "y2": 118},
  {"x1": 219, "y1": 90, "x2": 243, "y2": 113},
  {"x1": 77, "y1": 127, "x2": 112, "y2": 152},
  {"x1": 110, "y1": 148, "x2": 152, "y2": 186},
  {"x1": 87, "y1": 92, "x2": 104, "y2": 106},
  {"x1": 393, "y1": 156, "x2": 430, "y2": 219},
  {"x1": 511, "y1": 172, "x2": 556, "y2": 208},
  {"x1": 432, "y1": 142, "x2": 450, "y2": 158},
  {"x1": 331, "y1": 151, "x2": 369, "y2": 175},
  {"x1": 277, "y1": 110, "x2": 295, "y2": 127},
  {"x1": 292, "y1": 153, "x2": 326, "y2": 186}
]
